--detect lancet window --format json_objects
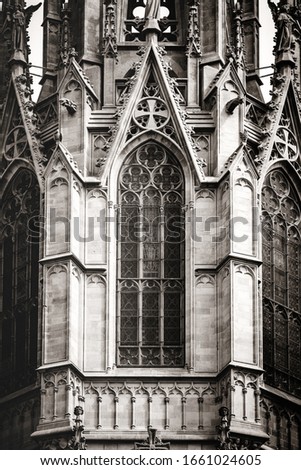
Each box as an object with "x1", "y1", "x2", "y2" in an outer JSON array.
[
  {"x1": 262, "y1": 169, "x2": 301, "y2": 397},
  {"x1": 117, "y1": 143, "x2": 185, "y2": 367},
  {"x1": 0, "y1": 170, "x2": 40, "y2": 396}
]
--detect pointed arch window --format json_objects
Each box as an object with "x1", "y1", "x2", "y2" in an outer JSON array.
[
  {"x1": 117, "y1": 143, "x2": 185, "y2": 367},
  {"x1": 0, "y1": 170, "x2": 40, "y2": 396},
  {"x1": 262, "y1": 170, "x2": 301, "y2": 310},
  {"x1": 262, "y1": 169, "x2": 301, "y2": 397}
]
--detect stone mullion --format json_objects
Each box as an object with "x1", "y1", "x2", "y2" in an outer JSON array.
[
  {"x1": 272, "y1": 303, "x2": 277, "y2": 387},
  {"x1": 116, "y1": 283, "x2": 121, "y2": 365},
  {"x1": 114, "y1": 396, "x2": 119, "y2": 429},
  {"x1": 272, "y1": 218, "x2": 276, "y2": 302},
  {"x1": 198, "y1": 397, "x2": 203, "y2": 430},
  {"x1": 181, "y1": 396, "x2": 187, "y2": 430},
  {"x1": 131, "y1": 396, "x2": 136, "y2": 429},
  {"x1": 97, "y1": 396, "x2": 102, "y2": 429},
  {"x1": 159, "y1": 284, "x2": 164, "y2": 365},
  {"x1": 148, "y1": 396, "x2": 152, "y2": 429},
  {"x1": 254, "y1": 389, "x2": 260, "y2": 423},
  {"x1": 242, "y1": 387, "x2": 247, "y2": 421},
  {"x1": 138, "y1": 284, "x2": 143, "y2": 366},
  {"x1": 53, "y1": 386, "x2": 58, "y2": 420},
  {"x1": 164, "y1": 397, "x2": 170, "y2": 430},
  {"x1": 160, "y1": 204, "x2": 165, "y2": 365},
  {"x1": 65, "y1": 384, "x2": 72, "y2": 419},
  {"x1": 72, "y1": 382, "x2": 77, "y2": 411},
  {"x1": 230, "y1": 385, "x2": 236, "y2": 419},
  {"x1": 40, "y1": 388, "x2": 46, "y2": 424},
  {"x1": 286, "y1": 310, "x2": 291, "y2": 393},
  {"x1": 138, "y1": 202, "x2": 143, "y2": 366}
]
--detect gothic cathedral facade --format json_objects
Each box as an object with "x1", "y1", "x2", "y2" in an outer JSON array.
[{"x1": 0, "y1": 0, "x2": 301, "y2": 450}]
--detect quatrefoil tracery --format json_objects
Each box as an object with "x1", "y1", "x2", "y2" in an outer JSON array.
[
  {"x1": 133, "y1": 97, "x2": 170, "y2": 130},
  {"x1": 275, "y1": 126, "x2": 298, "y2": 161}
]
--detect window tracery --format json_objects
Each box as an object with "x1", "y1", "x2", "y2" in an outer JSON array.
[
  {"x1": 0, "y1": 170, "x2": 40, "y2": 396},
  {"x1": 262, "y1": 169, "x2": 301, "y2": 397},
  {"x1": 117, "y1": 143, "x2": 184, "y2": 367},
  {"x1": 262, "y1": 169, "x2": 301, "y2": 310},
  {"x1": 124, "y1": 0, "x2": 177, "y2": 42}
]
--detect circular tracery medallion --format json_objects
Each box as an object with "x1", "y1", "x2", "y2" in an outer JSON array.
[
  {"x1": 275, "y1": 127, "x2": 298, "y2": 161},
  {"x1": 4, "y1": 126, "x2": 27, "y2": 160},
  {"x1": 133, "y1": 97, "x2": 170, "y2": 130}
]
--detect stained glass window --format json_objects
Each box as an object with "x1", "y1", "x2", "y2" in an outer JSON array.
[
  {"x1": 0, "y1": 170, "x2": 40, "y2": 396},
  {"x1": 262, "y1": 169, "x2": 301, "y2": 397},
  {"x1": 117, "y1": 143, "x2": 184, "y2": 366}
]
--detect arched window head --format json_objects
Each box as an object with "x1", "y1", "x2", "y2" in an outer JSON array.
[
  {"x1": 0, "y1": 170, "x2": 40, "y2": 396},
  {"x1": 117, "y1": 143, "x2": 185, "y2": 367}
]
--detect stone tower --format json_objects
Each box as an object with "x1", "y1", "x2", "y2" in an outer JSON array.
[{"x1": 0, "y1": 0, "x2": 300, "y2": 450}]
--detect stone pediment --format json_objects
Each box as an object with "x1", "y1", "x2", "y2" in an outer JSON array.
[
  {"x1": 100, "y1": 42, "x2": 207, "y2": 185},
  {"x1": 0, "y1": 76, "x2": 46, "y2": 190}
]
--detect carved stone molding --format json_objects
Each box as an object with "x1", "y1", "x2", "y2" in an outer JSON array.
[
  {"x1": 84, "y1": 380, "x2": 217, "y2": 432},
  {"x1": 14, "y1": 73, "x2": 47, "y2": 185}
]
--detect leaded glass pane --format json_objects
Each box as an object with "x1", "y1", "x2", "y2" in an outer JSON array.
[
  {"x1": 0, "y1": 170, "x2": 40, "y2": 396},
  {"x1": 142, "y1": 291, "x2": 159, "y2": 345},
  {"x1": 3, "y1": 237, "x2": 13, "y2": 315},
  {"x1": 164, "y1": 243, "x2": 181, "y2": 278},
  {"x1": 117, "y1": 143, "x2": 184, "y2": 366},
  {"x1": 289, "y1": 320, "x2": 301, "y2": 378},
  {"x1": 262, "y1": 169, "x2": 301, "y2": 396},
  {"x1": 275, "y1": 309, "x2": 288, "y2": 369},
  {"x1": 274, "y1": 247, "x2": 286, "y2": 270},
  {"x1": 120, "y1": 288, "x2": 138, "y2": 346},
  {"x1": 263, "y1": 304, "x2": 273, "y2": 367}
]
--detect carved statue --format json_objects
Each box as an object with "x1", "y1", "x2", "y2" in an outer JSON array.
[
  {"x1": 12, "y1": 3, "x2": 42, "y2": 54},
  {"x1": 277, "y1": 4, "x2": 295, "y2": 51},
  {"x1": 144, "y1": 0, "x2": 161, "y2": 21},
  {"x1": 12, "y1": 4, "x2": 26, "y2": 52},
  {"x1": 268, "y1": 1, "x2": 295, "y2": 53}
]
